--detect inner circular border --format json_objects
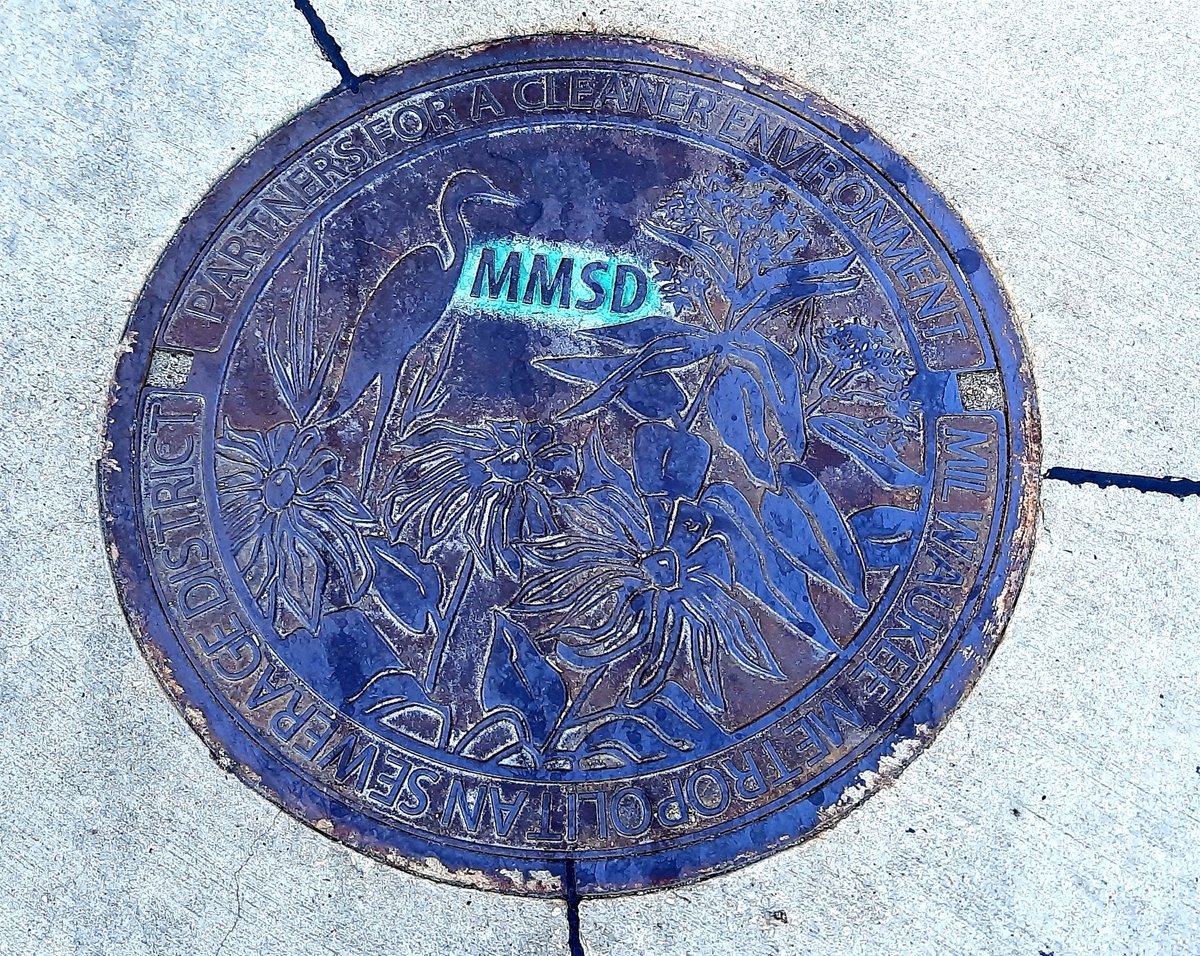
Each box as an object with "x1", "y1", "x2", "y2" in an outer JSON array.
[
  {"x1": 207, "y1": 117, "x2": 936, "y2": 784},
  {"x1": 100, "y1": 33, "x2": 1041, "y2": 897}
]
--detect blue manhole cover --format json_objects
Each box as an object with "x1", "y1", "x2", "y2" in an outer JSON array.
[{"x1": 101, "y1": 35, "x2": 1039, "y2": 896}]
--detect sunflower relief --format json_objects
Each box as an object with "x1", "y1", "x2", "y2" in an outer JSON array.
[{"x1": 213, "y1": 166, "x2": 924, "y2": 774}]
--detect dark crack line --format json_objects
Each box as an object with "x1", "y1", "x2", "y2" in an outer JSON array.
[
  {"x1": 565, "y1": 859, "x2": 584, "y2": 956},
  {"x1": 1045, "y1": 467, "x2": 1200, "y2": 499},
  {"x1": 292, "y1": 0, "x2": 360, "y2": 91},
  {"x1": 215, "y1": 811, "x2": 283, "y2": 956}
]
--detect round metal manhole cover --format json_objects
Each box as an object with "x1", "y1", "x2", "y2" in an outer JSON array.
[{"x1": 101, "y1": 35, "x2": 1039, "y2": 896}]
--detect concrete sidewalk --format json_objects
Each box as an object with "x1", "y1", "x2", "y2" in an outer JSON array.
[{"x1": 0, "y1": 1, "x2": 1196, "y2": 953}]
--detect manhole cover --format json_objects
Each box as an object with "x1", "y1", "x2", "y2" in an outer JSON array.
[{"x1": 101, "y1": 35, "x2": 1039, "y2": 896}]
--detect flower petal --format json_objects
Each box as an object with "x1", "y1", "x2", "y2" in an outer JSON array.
[
  {"x1": 387, "y1": 469, "x2": 469, "y2": 533},
  {"x1": 277, "y1": 522, "x2": 326, "y2": 633},
  {"x1": 234, "y1": 526, "x2": 271, "y2": 585},
  {"x1": 305, "y1": 481, "x2": 373, "y2": 524},
  {"x1": 488, "y1": 420, "x2": 526, "y2": 448},
  {"x1": 512, "y1": 565, "x2": 635, "y2": 615},
  {"x1": 519, "y1": 486, "x2": 555, "y2": 540},
  {"x1": 683, "y1": 537, "x2": 734, "y2": 586},
  {"x1": 701, "y1": 589, "x2": 784, "y2": 682},
  {"x1": 285, "y1": 426, "x2": 324, "y2": 473},
  {"x1": 254, "y1": 516, "x2": 285, "y2": 605},
  {"x1": 395, "y1": 441, "x2": 480, "y2": 475},
  {"x1": 224, "y1": 499, "x2": 268, "y2": 550},
  {"x1": 518, "y1": 534, "x2": 635, "y2": 568},
  {"x1": 265, "y1": 422, "x2": 299, "y2": 466},
  {"x1": 688, "y1": 613, "x2": 726, "y2": 713},
  {"x1": 556, "y1": 589, "x2": 650, "y2": 667},
  {"x1": 295, "y1": 447, "x2": 339, "y2": 494},
  {"x1": 628, "y1": 592, "x2": 683, "y2": 706},
  {"x1": 295, "y1": 507, "x2": 373, "y2": 602},
  {"x1": 216, "y1": 471, "x2": 264, "y2": 493},
  {"x1": 522, "y1": 422, "x2": 554, "y2": 454},
  {"x1": 510, "y1": 561, "x2": 589, "y2": 602},
  {"x1": 403, "y1": 423, "x2": 494, "y2": 453},
  {"x1": 423, "y1": 485, "x2": 470, "y2": 541},
  {"x1": 218, "y1": 421, "x2": 272, "y2": 470},
  {"x1": 216, "y1": 441, "x2": 270, "y2": 472},
  {"x1": 533, "y1": 442, "x2": 578, "y2": 477}
]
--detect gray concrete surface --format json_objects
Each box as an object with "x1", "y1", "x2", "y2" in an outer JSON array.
[{"x1": 0, "y1": 1, "x2": 1196, "y2": 954}]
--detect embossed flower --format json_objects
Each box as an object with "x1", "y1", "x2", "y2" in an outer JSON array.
[
  {"x1": 511, "y1": 479, "x2": 785, "y2": 715},
  {"x1": 216, "y1": 421, "x2": 374, "y2": 636},
  {"x1": 383, "y1": 420, "x2": 577, "y2": 577},
  {"x1": 813, "y1": 320, "x2": 920, "y2": 424}
]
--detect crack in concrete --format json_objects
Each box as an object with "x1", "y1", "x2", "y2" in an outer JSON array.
[
  {"x1": 565, "y1": 859, "x2": 585, "y2": 956},
  {"x1": 1045, "y1": 467, "x2": 1200, "y2": 499},
  {"x1": 290, "y1": 0, "x2": 360, "y2": 92},
  {"x1": 215, "y1": 811, "x2": 284, "y2": 956}
]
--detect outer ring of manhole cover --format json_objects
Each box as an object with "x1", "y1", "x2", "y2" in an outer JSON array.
[{"x1": 101, "y1": 34, "x2": 1040, "y2": 897}]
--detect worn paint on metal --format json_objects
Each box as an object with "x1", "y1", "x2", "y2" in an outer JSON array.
[{"x1": 99, "y1": 35, "x2": 1040, "y2": 897}]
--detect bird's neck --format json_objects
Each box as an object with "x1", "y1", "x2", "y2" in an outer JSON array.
[{"x1": 437, "y1": 200, "x2": 471, "y2": 271}]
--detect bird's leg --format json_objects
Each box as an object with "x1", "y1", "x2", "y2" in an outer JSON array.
[
  {"x1": 360, "y1": 399, "x2": 391, "y2": 499},
  {"x1": 424, "y1": 550, "x2": 476, "y2": 693}
]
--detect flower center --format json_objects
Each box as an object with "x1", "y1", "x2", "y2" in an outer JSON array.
[
  {"x1": 487, "y1": 447, "x2": 532, "y2": 483},
  {"x1": 640, "y1": 548, "x2": 680, "y2": 588},
  {"x1": 263, "y1": 467, "x2": 298, "y2": 512}
]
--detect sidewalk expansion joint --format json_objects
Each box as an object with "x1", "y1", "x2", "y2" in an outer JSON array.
[
  {"x1": 565, "y1": 859, "x2": 584, "y2": 956},
  {"x1": 291, "y1": 0, "x2": 361, "y2": 92},
  {"x1": 1045, "y1": 467, "x2": 1200, "y2": 499}
]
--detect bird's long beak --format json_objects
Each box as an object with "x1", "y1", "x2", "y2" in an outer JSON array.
[
  {"x1": 484, "y1": 189, "x2": 523, "y2": 209},
  {"x1": 478, "y1": 189, "x2": 540, "y2": 226}
]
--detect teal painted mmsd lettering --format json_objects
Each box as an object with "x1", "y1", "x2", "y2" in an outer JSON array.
[{"x1": 452, "y1": 239, "x2": 665, "y2": 327}]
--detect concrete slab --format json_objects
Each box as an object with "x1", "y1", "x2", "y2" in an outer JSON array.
[{"x1": 0, "y1": 1, "x2": 1196, "y2": 954}]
